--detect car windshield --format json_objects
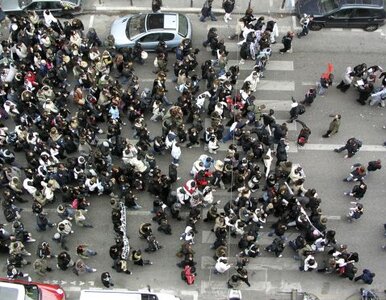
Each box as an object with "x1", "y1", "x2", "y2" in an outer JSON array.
[
  {"x1": 127, "y1": 14, "x2": 146, "y2": 39},
  {"x1": 19, "y1": 0, "x2": 32, "y2": 8},
  {"x1": 24, "y1": 285, "x2": 39, "y2": 300},
  {"x1": 320, "y1": 0, "x2": 339, "y2": 13},
  {"x1": 178, "y1": 14, "x2": 188, "y2": 37}
]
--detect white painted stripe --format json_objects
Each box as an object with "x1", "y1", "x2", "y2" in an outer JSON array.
[
  {"x1": 127, "y1": 210, "x2": 152, "y2": 216},
  {"x1": 95, "y1": 6, "x2": 226, "y2": 13},
  {"x1": 269, "y1": 0, "x2": 273, "y2": 8},
  {"x1": 201, "y1": 256, "x2": 300, "y2": 272},
  {"x1": 301, "y1": 81, "x2": 316, "y2": 86},
  {"x1": 265, "y1": 60, "x2": 294, "y2": 71},
  {"x1": 256, "y1": 80, "x2": 295, "y2": 91},
  {"x1": 66, "y1": 287, "x2": 82, "y2": 292},
  {"x1": 303, "y1": 144, "x2": 386, "y2": 152},
  {"x1": 254, "y1": 99, "x2": 293, "y2": 111},
  {"x1": 286, "y1": 140, "x2": 299, "y2": 153},
  {"x1": 180, "y1": 291, "x2": 199, "y2": 300},
  {"x1": 330, "y1": 28, "x2": 343, "y2": 31},
  {"x1": 350, "y1": 28, "x2": 363, "y2": 32},
  {"x1": 207, "y1": 24, "x2": 292, "y2": 34},
  {"x1": 227, "y1": 60, "x2": 294, "y2": 71},
  {"x1": 292, "y1": 16, "x2": 301, "y2": 30},
  {"x1": 228, "y1": 80, "x2": 295, "y2": 91},
  {"x1": 88, "y1": 15, "x2": 94, "y2": 30}
]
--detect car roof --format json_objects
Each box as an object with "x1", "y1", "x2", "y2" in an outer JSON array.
[
  {"x1": 147, "y1": 13, "x2": 178, "y2": 31},
  {"x1": 0, "y1": 282, "x2": 25, "y2": 300},
  {"x1": 341, "y1": 0, "x2": 384, "y2": 7}
]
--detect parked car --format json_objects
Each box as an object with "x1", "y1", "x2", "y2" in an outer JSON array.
[
  {"x1": 295, "y1": 0, "x2": 386, "y2": 31},
  {"x1": 79, "y1": 289, "x2": 181, "y2": 300},
  {"x1": 1, "y1": 0, "x2": 83, "y2": 17},
  {"x1": 0, "y1": 278, "x2": 66, "y2": 300},
  {"x1": 110, "y1": 12, "x2": 192, "y2": 51}
]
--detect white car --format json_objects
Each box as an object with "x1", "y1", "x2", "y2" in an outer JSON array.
[
  {"x1": 110, "y1": 12, "x2": 192, "y2": 51},
  {"x1": 79, "y1": 289, "x2": 181, "y2": 300}
]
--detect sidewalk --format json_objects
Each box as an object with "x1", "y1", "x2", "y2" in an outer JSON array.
[{"x1": 85, "y1": 0, "x2": 296, "y2": 15}]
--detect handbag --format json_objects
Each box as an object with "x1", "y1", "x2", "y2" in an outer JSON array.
[{"x1": 153, "y1": 57, "x2": 158, "y2": 68}]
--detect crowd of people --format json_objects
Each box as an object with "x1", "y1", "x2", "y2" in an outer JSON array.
[{"x1": 0, "y1": 1, "x2": 384, "y2": 296}]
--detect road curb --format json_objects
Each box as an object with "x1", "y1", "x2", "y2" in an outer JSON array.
[{"x1": 83, "y1": 7, "x2": 296, "y2": 16}]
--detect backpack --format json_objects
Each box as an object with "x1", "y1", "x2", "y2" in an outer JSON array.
[
  {"x1": 298, "y1": 104, "x2": 306, "y2": 115},
  {"x1": 240, "y1": 42, "x2": 250, "y2": 59}
]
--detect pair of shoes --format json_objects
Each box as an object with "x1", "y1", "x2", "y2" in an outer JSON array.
[{"x1": 334, "y1": 149, "x2": 340, "y2": 152}]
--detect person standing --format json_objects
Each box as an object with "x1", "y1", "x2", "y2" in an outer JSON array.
[
  {"x1": 336, "y1": 67, "x2": 354, "y2": 93},
  {"x1": 279, "y1": 31, "x2": 294, "y2": 54},
  {"x1": 322, "y1": 114, "x2": 341, "y2": 138},
  {"x1": 222, "y1": 0, "x2": 235, "y2": 23},
  {"x1": 171, "y1": 142, "x2": 181, "y2": 166},
  {"x1": 214, "y1": 256, "x2": 231, "y2": 274},
  {"x1": 151, "y1": 0, "x2": 162, "y2": 13},
  {"x1": 354, "y1": 269, "x2": 375, "y2": 284},
  {"x1": 297, "y1": 14, "x2": 313, "y2": 38},
  {"x1": 200, "y1": 0, "x2": 217, "y2": 22},
  {"x1": 101, "y1": 271, "x2": 114, "y2": 288},
  {"x1": 317, "y1": 63, "x2": 334, "y2": 96}
]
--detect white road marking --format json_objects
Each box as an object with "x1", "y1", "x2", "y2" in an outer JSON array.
[
  {"x1": 201, "y1": 256, "x2": 300, "y2": 271},
  {"x1": 227, "y1": 60, "x2": 294, "y2": 71},
  {"x1": 88, "y1": 15, "x2": 94, "y2": 29},
  {"x1": 301, "y1": 81, "x2": 316, "y2": 86},
  {"x1": 257, "y1": 80, "x2": 295, "y2": 91},
  {"x1": 330, "y1": 28, "x2": 343, "y2": 31},
  {"x1": 181, "y1": 291, "x2": 199, "y2": 300},
  {"x1": 292, "y1": 16, "x2": 301, "y2": 30},
  {"x1": 254, "y1": 99, "x2": 293, "y2": 111}
]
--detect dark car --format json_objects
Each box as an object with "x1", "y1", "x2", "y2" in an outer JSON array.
[
  {"x1": 295, "y1": 0, "x2": 386, "y2": 31},
  {"x1": 1, "y1": 0, "x2": 83, "y2": 17}
]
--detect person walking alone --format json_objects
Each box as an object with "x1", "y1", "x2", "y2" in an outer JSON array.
[
  {"x1": 222, "y1": 0, "x2": 235, "y2": 23},
  {"x1": 280, "y1": 31, "x2": 294, "y2": 54},
  {"x1": 322, "y1": 114, "x2": 341, "y2": 138},
  {"x1": 200, "y1": 0, "x2": 217, "y2": 22}
]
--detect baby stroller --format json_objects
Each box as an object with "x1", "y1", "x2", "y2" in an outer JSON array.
[
  {"x1": 360, "y1": 288, "x2": 379, "y2": 300},
  {"x1": 140, "y1": 88, "x2": 153, "y2": 112},
  {"x1": 144, "y1": 235, "x2": 163, "y2": 252},
  {"x1": 228, "y1": 289, "x2": 242, "y2": 300}
]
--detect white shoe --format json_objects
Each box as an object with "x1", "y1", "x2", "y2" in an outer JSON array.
[{"x1": 91, "y1": 268, "x2": 97, "y2": 272}]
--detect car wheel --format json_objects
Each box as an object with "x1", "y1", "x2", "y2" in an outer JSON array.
[
  {"x1": 309, "y1": 23, "x2": 323, "y2": 31},
  {"x1": 364, "y1": 24, "x2": 378, "y2": 32}
]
